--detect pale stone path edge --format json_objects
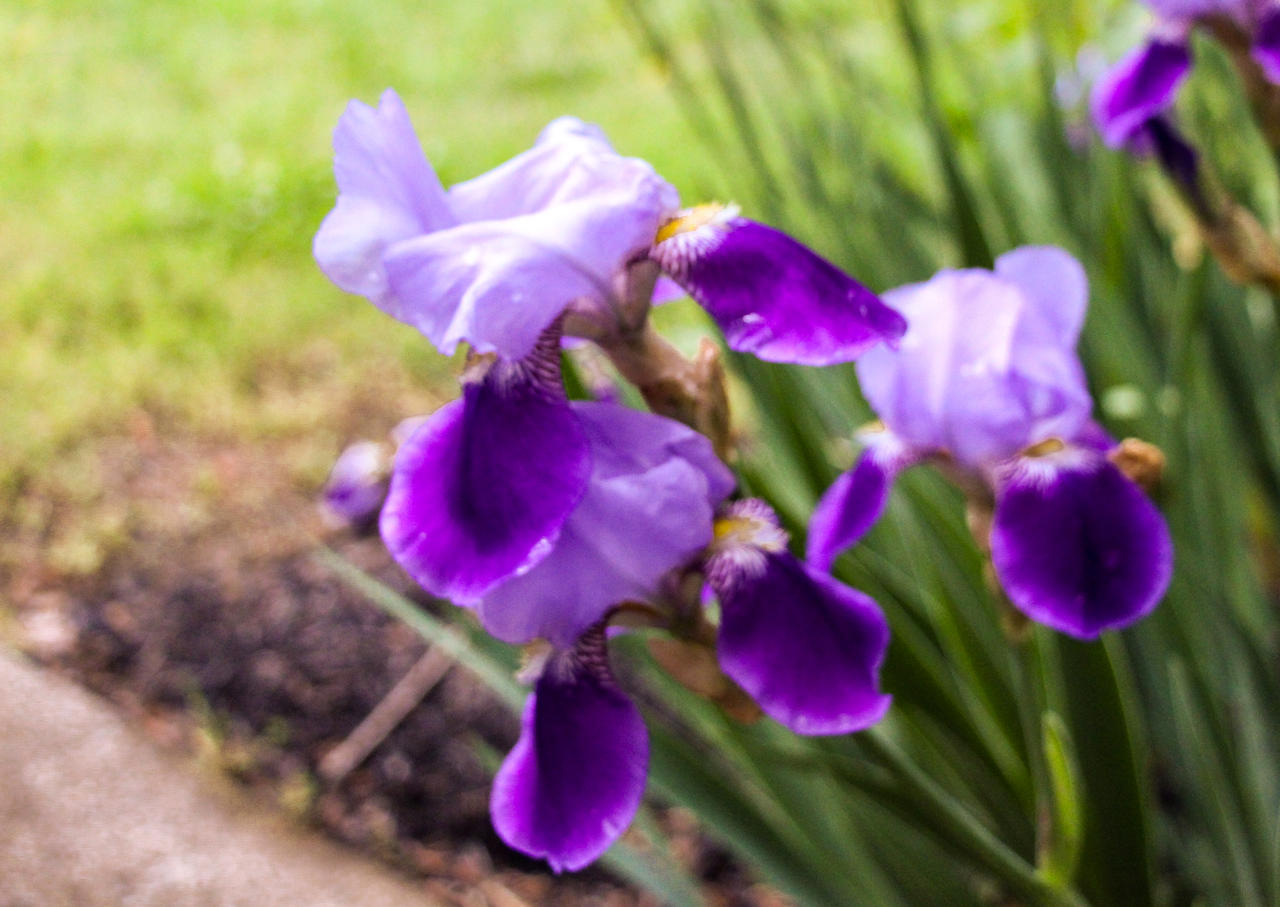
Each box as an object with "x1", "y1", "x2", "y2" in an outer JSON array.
[{"x1": 0, "y1": 646, "x2": 439, "y2": 907}]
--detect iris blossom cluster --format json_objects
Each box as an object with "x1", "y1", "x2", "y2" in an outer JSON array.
[
  {"x1": 807, "y1": 247, "x2": 1174, "y2": 639},
  {"x1": 315, "y1": 90, "x2": 903, "y2": 870},
  {"x1": 1092, "y1": 0, "x2": 1280, "y2": 149}
]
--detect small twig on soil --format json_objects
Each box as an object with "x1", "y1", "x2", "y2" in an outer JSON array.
[{"x1": 319, "y1": 646, "x2": 453, "y2": 783}]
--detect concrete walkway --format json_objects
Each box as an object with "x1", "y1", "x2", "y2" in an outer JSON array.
[{"x1": 0, "y1": 648, "x2": 437, "y2": 906}]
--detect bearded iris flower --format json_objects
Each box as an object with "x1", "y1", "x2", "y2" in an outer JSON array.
[
  {"x1": 808, "y1": 247, "x2": 1174, "y2": 639},
  {"x1": 315, "y1": 91, "x2": 902, "y2": 873},
  {"x1": 1092, "y1": 0, "x2": 1280, "y2": 148}
]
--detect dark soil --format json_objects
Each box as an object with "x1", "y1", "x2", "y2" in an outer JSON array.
[{"x1": 1, "y1": 409, "x2": 785, "y2": 907}]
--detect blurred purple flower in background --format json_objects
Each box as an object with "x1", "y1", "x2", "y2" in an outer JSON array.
[
  {"x1": 1092, "y1": 0, "x2": 1280, "y2": 148},
  {"x1": 808, "y1": 247, "x2": 1173, "y2": 639}
]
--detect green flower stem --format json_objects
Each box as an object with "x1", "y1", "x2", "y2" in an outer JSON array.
[{"x1": 861, "y1": 728, "x2": 1091, "y2": 907}]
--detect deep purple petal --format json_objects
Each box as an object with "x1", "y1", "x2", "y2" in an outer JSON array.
[
  {"x1": 652, "y1": 215, "x2": 906, "y2": 365},
  {"x1": 990, "y1": 450, "x2": 1173, "y2": 638},
  {"x1": 491, "y1": 637, "x2": 648, "y2": 872},
  {"x1": 379, "y1": 345, "x2": 590, "y2": 603},
  {"x1": 713, "y1": 551, "x2": 891, "y2": 735},
  {"x1": 1091, "y1": 39, "x2": 1191, "y2": 149},
  {"x1": 478, "y1": 403, "x2": 732, "y2": 646},
  {"x1": 314, "y1": 90, "x2": 455, "y2": 305},
  {"x1": 807, "y1": 432, "x2": 920, "y2": 571},
  {"x1": 1253, "y1": 8, "x2": 1280, "y2": 84}
]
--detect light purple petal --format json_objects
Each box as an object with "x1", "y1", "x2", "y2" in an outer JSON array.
[
  {"x1": 858, "y1": 262, "x2": 1092, "y2": 466},
  {"x1": 990, "y1": 449, "x2": 1173, "y2": 638},
  {"x1": 491, "y1": 635, "x2": 648, "y2": 872},
  {"x1": 993, "y1": 246, "x2": 1088, "y2": 346},
  {"x1": 449, "y1": 117, "x2": 678, "y2": 223},
  {"x1": 379, "y1": 344, "x2": 590, "y2": 603},
  {"x1": 712, "y1": 550, "x2": 891, "y2": 735},
  {"x1": 652, "y1": 215, "x2": 906, "y2": 365},
  {"x1": 1142, "y1": 0, "x2": 1249, "y2": 19},
  {"x1": 1091, "y1": 39, "x2": 1191, "y2": 149},
  {"x1": 314, "y1": 90, "x2": 455, "y2": 305},
  {"x1": 478, "y1": 403, "x2": 733, "y2": 647},
  {"x1": 1254, "y1": 7, "x2": 1280, "y2": 84},
  {"x1": 385, "y1": 186, "x2": 673, "y2": 359},
  {"x1": 807, "y1": 431, "x2": 922, "y2": 571},
  {"x1": 321, "y1": 441, "x2": 389, "y2": 528}
]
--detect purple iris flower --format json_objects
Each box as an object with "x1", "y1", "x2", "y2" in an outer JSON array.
[
  {"x1": 314, "y1": 91, "x2": 905, "y2": 367},
  {"x1": 490, "y1": 495, "x2": 893, "y2": 872},
  {"x1": 1092, "y1": 0, "x2": 1280, "y2": 147},
  {"x1": 379, "y1": 326, "x2": 736, "y2": 646},
  {"x1": 808, "y1": 247, "x2": 1174, "y2": 639}
]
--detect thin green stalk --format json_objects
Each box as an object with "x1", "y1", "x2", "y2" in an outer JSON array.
[{"x1": 861, "y1": 729, "x2": 1091, "y2": 907}]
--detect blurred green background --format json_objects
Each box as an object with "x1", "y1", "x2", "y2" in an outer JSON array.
[{"x1": 8, "y1": 0, "x2": 1280, "y2": 904}]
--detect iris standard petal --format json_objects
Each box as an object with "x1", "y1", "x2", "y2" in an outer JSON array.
[
  {"x1": 314, "y1": 89, "x2": 455, "y2": 305},
  {"x1": 990, "y1": 449, "x2": 1173, "y2": 638},
  {"x1": 490, "y1": 635, "x2": 648, "y2": 872},
  {"x1": 993, "y1": 246, "x2": 1088, "y2": 346},
  {"x1": 1091, "y1": 39, "x2": 1192, "y2": 149},
  {"x1": 651, "y1": 209, "x2": 906, "y2": 365},
  {"x1": 807, "y1": 431, "x2": 921, "y2": 571},
  {"x1": 385, "y1": 187, "x2": 672, "y2": 359},
  {"x1": 858, "y1": 268, "x2": 1092, "y2": 466},
  {"x1": 713, "y1": 551, "x2": 891, "y2": 735},
  {"x1": 379, "y1": 343, "x2": 590, "y2": 603},
  {"x1": 478, "y1": 402, "x2": 732, "y2": 647}
]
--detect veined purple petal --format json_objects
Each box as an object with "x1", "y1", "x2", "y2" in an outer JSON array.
[
  {"x1": 314, "y1": 90, "x2": 455, "y2": 306},
  {"x1": 1253, "y1": 7, "x2": 1280, "y2": 84},
  {"x1": 807, "y1": 430, "x2": 921, "y2": 571},
  {"x1": 708, "y1": 500, "x2": 891, "y2": 735},
  {"x1": 379, "y1": 338, "x2": 590, "y2": 603},
  {"x1": 478, "y1": 402, "x2": 733, "y2": 646},
  {"x1": 491, "y1": 631, "x2": 648, "y2": 872},
  {"x1": 858, "y1": 264, "x2": 1092, "y2": 466},
  {"x1": 1091, "y1": 39, "x2": 1191, "y2": 149},
  {"x1": 990, "y1": 449, "x2": 1173, "y2": 638},
  {"x1": 650, "y1": 209, "x2": 906, "y2": 365}
]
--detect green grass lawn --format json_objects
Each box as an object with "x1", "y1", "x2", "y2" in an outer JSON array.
[{"x1": 0, "y1": 0, "x2": 726, "y2": 498}]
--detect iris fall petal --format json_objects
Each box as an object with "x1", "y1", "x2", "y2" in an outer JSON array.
[
  {"x1": 651, "y1": 212, "x2": 906, "y2": 365},
  {"x1": 379, "y1": 339, "x2": 590, "y2": 603},
  {"x1": 990, "y1": 449, "x2": 1173, "y2": 638},
  {"x1": 491, "y1": 635, "x2": 648, "y2": 872}
]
